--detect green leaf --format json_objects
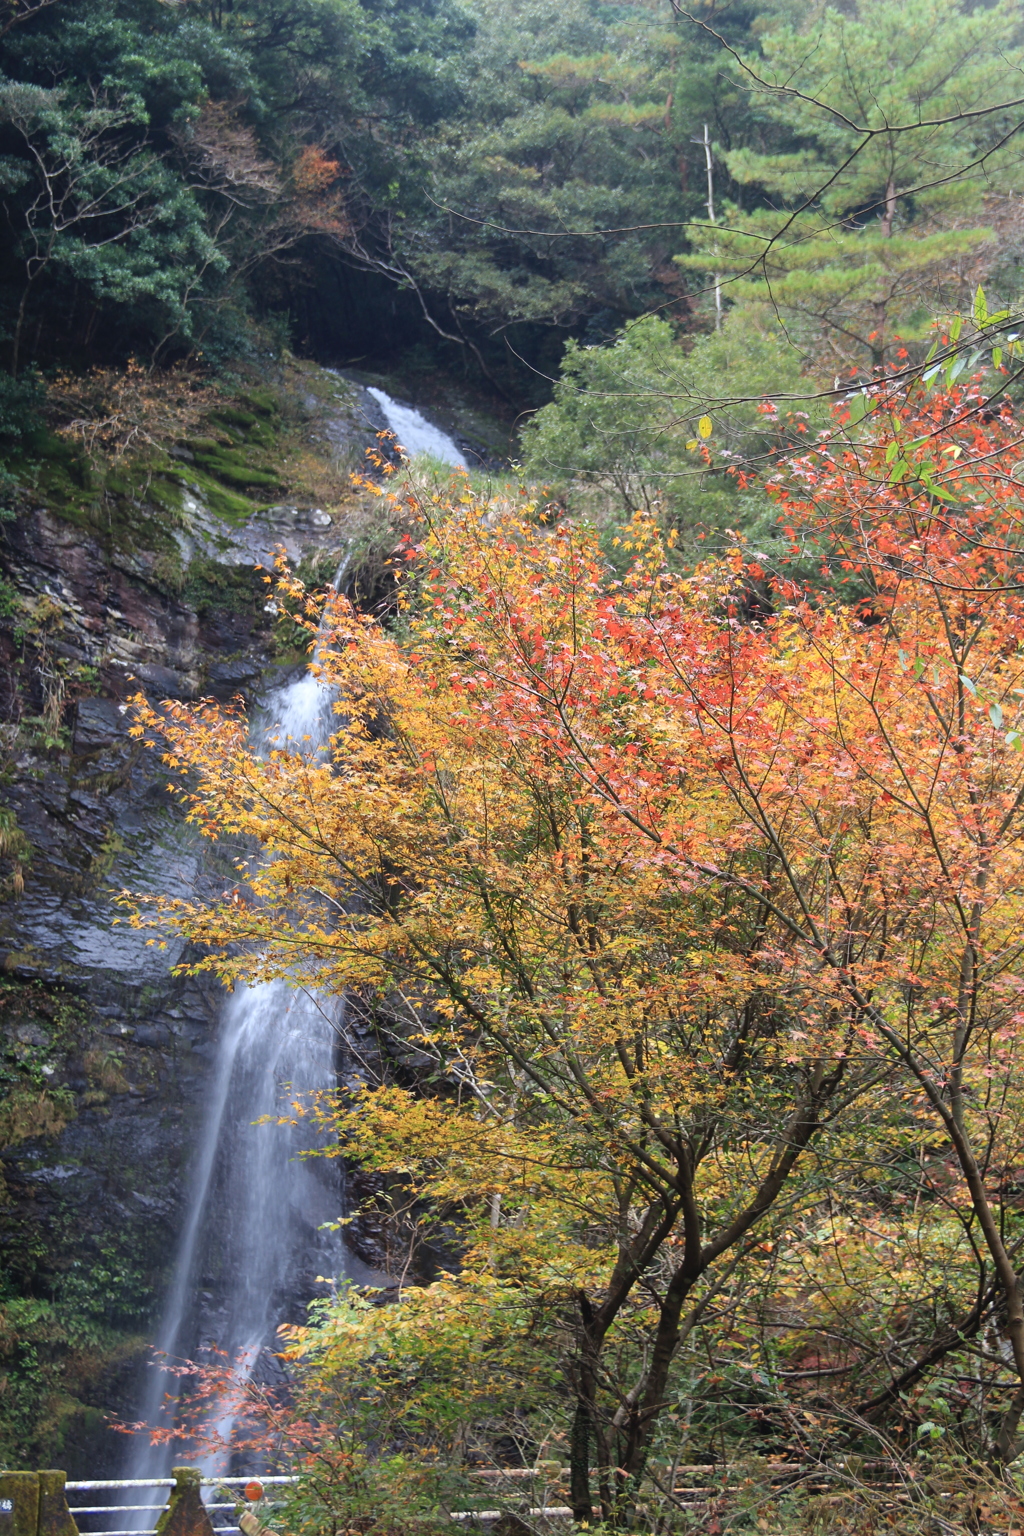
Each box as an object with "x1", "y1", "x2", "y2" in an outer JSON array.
[
  {"x1": 992, "y1": 346, "x2": 1003, "y2": 370},
  {"x1": 918, "y1": 471, "x2": 958, "y2": 504},
  {"x1": 990, "y1": 702, "x2": 1004, "y2": 728},
  {"x1": 973, "y1": 285, "x2": 988, "y2": 327},
  {"x1": 960, "y1": 674, "x2": 977, "y2": 696},
  {"x1": 846, "y1": 392, "x2": 867, "y2": 425}
]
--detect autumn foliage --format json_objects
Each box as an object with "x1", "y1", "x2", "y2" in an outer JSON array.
[{"x1": 128, "y1": 375, "x2": 1024, "y2": 1527}]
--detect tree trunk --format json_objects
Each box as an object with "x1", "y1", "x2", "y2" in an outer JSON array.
[
  {"x1": 569, "y1": 1293, "x2": 599, "y2": 1522},
  {"x1": 615, "y1": 1264, "x2": 698, "y2": 1508},
  {"x1": 10, "y1": 282, "x2": 31, "y2": 377},
  {"x1": 569, "y1": 1389, "x2": 594, "y2": 1520}
]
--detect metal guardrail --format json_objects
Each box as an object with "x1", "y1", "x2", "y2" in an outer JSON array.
[
  {"x1": 4, "y1": 1461, "x2": 946, "y2": 1530},
  {"x1": 64, "y1": 1476, "x2": 298, "y2": 1536}
]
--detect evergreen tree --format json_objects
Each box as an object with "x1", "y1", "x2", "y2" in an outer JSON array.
[{"x1": 677, "y1": 0, "x2": 1024, "y2": 364}]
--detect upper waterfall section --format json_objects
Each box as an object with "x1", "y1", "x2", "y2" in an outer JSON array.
[{"x1": 366, "y1": 387, "x2": 467, "y2": 467}]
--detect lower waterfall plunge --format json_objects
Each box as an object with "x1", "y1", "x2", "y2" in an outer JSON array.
[
  {"x1": 123, "y1": 672, "x2": 347, "y2": 1501},
  {"x1": 122, "y1": 393, "x2": 464, "y2": 1503}
]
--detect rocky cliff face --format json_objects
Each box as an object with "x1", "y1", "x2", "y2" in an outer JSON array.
[{"x1": 0, "y1": 365, "x2": 382, "y2": 1472}]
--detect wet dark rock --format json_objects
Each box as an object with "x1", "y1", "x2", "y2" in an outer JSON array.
[
  {"x1": 132, "y1": 1024, "x2": 174, "y2": 1048},
  {"x1": 73, "y1": 697, "x2": 127, "y2": 751},
  {"x1": 0, "y1": 446, "x2": 354, "y2": 1473},
  {"x1": 133, "y1": 662, "x2": 196, "y2": 699},
  {"x1": 206, "y1": 656, "x2": 262, "y2": 695}
]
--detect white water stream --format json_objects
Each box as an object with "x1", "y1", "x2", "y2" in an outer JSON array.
[
  {"x1": 122, "y1": 674, "x2": 348, "y2": 1504},
  {"x1": 366, "y1": 385, "x2": 466, "y2": 466},
  {"x1": 122, "y1": 385, "x2": 461, "y2": 1504}
]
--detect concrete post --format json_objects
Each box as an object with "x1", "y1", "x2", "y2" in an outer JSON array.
[
  {"x1": 0, "y1": 1473, "x2": 39, "y2": 1536},
  {"x1": 154, "y1": 1468, "x2": 215, "y2": 1536},
  {"x1": 37, "y1": 1472, "x2": 77, "y2": 1536}
]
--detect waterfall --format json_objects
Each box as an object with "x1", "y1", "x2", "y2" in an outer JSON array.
[
  {"x1": 122, "y1": 388, "x2": 458, "y2": 1501},
  {"x1": 122, "y1": 670, "x2": 348, "y2": 1502},
  {"x1": 365, "y1": 386, "x2": 467, "y2": 466}
]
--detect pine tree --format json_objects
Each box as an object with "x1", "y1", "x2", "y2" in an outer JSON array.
[{"x1": 677, "y1": 0, "x2": 1024, "y2": 365}]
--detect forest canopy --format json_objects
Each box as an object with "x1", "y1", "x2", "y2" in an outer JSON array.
[{"x1": 4, "y1": 0, "x2": 1023, "y2": 400}]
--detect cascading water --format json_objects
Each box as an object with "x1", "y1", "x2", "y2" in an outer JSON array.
[
  {"x1": 123, "y1": 393, "x2": 461, "y2": 1506},
  {"x1": 122, "y1": 673, "x2": 348, "y2": 1505},
  {"x1": 365, "y1": 386, "x2": 467, "y2": 466}
]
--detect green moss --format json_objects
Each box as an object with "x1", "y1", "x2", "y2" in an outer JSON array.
[
  {"x1": 20, "y1": 428, "x2": 92, "y2": 487},
  {"x1": 10, "y1": 438, "x2": 101, "y2": 521},
  {"x1": 149, "y1": 549, "x2": 186, "y2": 591},
  {"x1": 239, "y1": 388, "x2": 278, "y2": 416},
  {"x1": 239, "y1": 418, "x2": 277, "y2": 447},
  {"x1": 144, "y1": 476, "x2": 187, "y2": 516},
  {"x1": 208, "y1": 397, "x2": 281, "y2": 448},
  {"x1": 100, "y1": 462, "x2": 179, "y2": 518},
  {"x1": 210, "y1": 405, "x2": 258, "y2": 430},
  {"x1": 191, "y1": 449, "x2": 283, "y2": 491},
  {"x1": 182, "y1": 554, "x2": 264, "y2": 616},
  {"x1": 4, "y1": 435, "x2": 196, "y2": 562},
  {"x1": 0, "y1": 980, "x2": 84, "y2": 1169},
  {"x1": 172, "y1": 467, "x2": 255, "y2": 523}
]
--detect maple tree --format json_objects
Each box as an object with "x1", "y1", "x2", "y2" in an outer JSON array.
[{"x1": 128, "y1": 369, "x2": 1024, "y2": 1516}]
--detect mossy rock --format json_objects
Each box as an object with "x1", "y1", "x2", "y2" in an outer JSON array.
[
  {"x1": 208, "y1": 410, "x2": 278, "y2": 450},
  {"x1": 144, "y1": 477, "x2": 187, "y2": 516},
  {"x1": 190, "y1": 449, "x2": 283, "y2": 491},
  {"x1": 9, "y1": 431, "x2": 98, "y2": 512},
  {"x1": 210, "y1": 406, "x2": 258, "y2": 430},
  {"x1": 239, "y1": 389, "x2": 278, "y2": 417},
  {"x1": 19, "y1": 428, "x2": 92, "y2": 485},
  {"x1": 238, "y1": 418, "x2": 277, "y2": 447},
  {"x1": 99, "y1": 460, "x2": 186, "y2": 525},
  {"x1": 212, "y1": 462, "x2": 281, "y2": 491},
  {"x1": 183, "y1": 554, "x2": 264, "y2": 615},
  {"x1": 172, "y1": 469, "x2": 254, "y2": 524}
]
